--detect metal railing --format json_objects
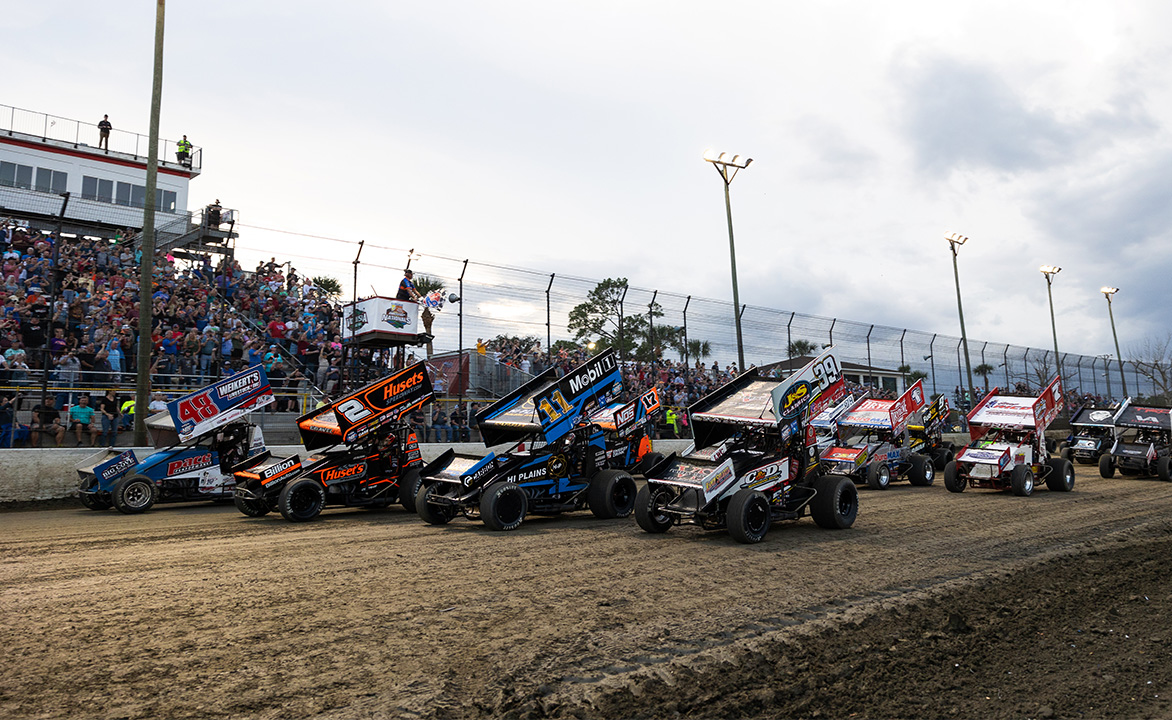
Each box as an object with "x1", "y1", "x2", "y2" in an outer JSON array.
[{"x1": 1, "y1": 102, "x2": 201, "y2": 171}]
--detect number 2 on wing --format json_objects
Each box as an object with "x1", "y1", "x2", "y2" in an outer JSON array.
[
  {"x1": 179, "y1": 393, "x2": 217, "y2": 424},
  {"x1": 338, "y1": 399, "x2": 372, "y2": 423}
]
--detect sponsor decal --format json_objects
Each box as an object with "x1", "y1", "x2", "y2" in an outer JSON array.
[
  {"x1": 167, "y1": 453, "x2": 214, "y2": 477},
  {"x1": 509, "y1": 466, "x2": 549, "y2": 483},
  {"x1": 261, "y1": 456, "x2": 300, "y2": 481},
  {"x1": 703, "y1": 461, "x2": 735, "y2": 497},
  {"x1": 781, "y1": 381, "x2": 811, "y2": 418},
  {"x1": 97, "y1": 450, "x2": 138, "y2": 483},
  {"x1": 216, "y1": 369, "x2": 263, "y2": 403},
  {"x1": 568, "y1": 353, "x2": 619, "y2": 396},
  {"x1": 321, "y1": 462, "x2": 367, "y2": 483},
  {"x1": 382, "y1": 304, "x2": 410, "y2": 329},
  {"x1": 1089, "y1": 410, "x2": 1113, "y2": 423},
  {"x1": 743, "y1": 462, "x2": 786, "y2": 489},
  {"x1": 547, "y1": 454, "x2": 568, "y2": 476},
  {"x1": 965, "y1": 449, "x2": 1002, "y2": 461}
]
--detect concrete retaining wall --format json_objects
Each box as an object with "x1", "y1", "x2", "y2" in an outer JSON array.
[{"x1": 0, "y1": 440, "x2": 699, "y2": 503}]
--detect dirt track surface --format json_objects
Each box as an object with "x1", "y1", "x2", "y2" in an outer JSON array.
[{"x1": 3, "y1": 466, "x2": 1171, "y2": 720}]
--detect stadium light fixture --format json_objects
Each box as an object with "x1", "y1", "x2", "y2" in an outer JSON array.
[
  {"x1": 945, "y1": 232, "x2": 977, "y2": 409},
  {"x1": 1101, "y1": 286, "x2": 1127, "y2": 396},
  {"x1": 704, "y1": 149, "x2": 754, "y2": 373},
  {"x1": 1040, "y1": 264, "x2": 1064, "y2": 384}
]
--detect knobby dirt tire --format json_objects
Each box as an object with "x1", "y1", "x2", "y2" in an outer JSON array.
[
  {"x1": 909, "y1": 454, "x2": 935, "y2": 486},
  {"x1": 279, "y1": 477, "x2": 327, "y2": 522},
  {"x1": 587, "y1": 469, "x2": 637, "y2": 519},
  {"x1": 1045, "y1": 457, "x2": 1076, "y2": 492},
  {"x1": 481, "y1": 482, "x2": 527, "y2": 531},
  {"x1": 234, "y1": 494, "x2": 271, "y2": 517},
  {"x1": 634, "y1": 483, "x2": 673, "y2": 534},
  {"x1": 1011, "y1": 464, "x2": 1034, "y2": 497},
  {"x1": 399, "y1": 468, "x2": 423, "y2": 513},
  {"x1": 111, "y1": 475, "x2": 157, "y2": 514},
  {"x1": 416, "y1": 482, "x2": 456, "y2": 525},
  {"x1": 1099, "y1": 453, "x2": 1115, "y2": 478},
  {"x1": 867, "y1": 462, "x2": 891, "y2": 490},
  {"x1": 943, "y1": 461, "x2": 965, "y2": 493},
  {"x1": 810, "y1": 475, "x2": 858, "y2": 529},
  {"x1": 727, "y1": 488, "x2": 771, "y2": 544}
]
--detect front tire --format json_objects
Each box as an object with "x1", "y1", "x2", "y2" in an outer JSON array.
[
  {"x1": 480, "y1": 482, "x2": 527, "y2": 531},
  {"x1": 399, "y1": 468, "x2": 423, "y2": 513},
  {"x1": 867, "y1": 462, "x2": 891, "y2": 490},
  {"x1": 1045, "y1": 457, "x2": 1075, "y2": 492},
  {"x1": 1099, "y1": 453, "x2": 1115, "y2": 478},
  {"x1": 111, "y1": 475, "x2": 157, "y2": 514},
  {"x1": 1158, "y1": 457, "x2": 1172, "y2": 482},
  {"x1": 943, "y1": 461, "x2": 965, "y2": 493},
  {"x1": 634, "y1": 483, "x2": 674, "y2": 534},
  {"x1": 587, "y1": 469, "x2": 637, "y2": 519},
  {"x1": 1011, "y1": 464, "x2": 1034, "y2": 496},
  {"x1": 810, "y1": 475, "x2": 858, "y2": 529},
  {"x1": 234, "y1": 494, "x2": 271, "y2": 517},
  {"x1": 78, "y1": 485, "x2": 112, "y2": 511},
  {"x1": 633, "y1": 452, "x2": 665, "y2": 477},
  {"x1": 727, "y1": 489, "x2": 771, "y2": 543},
  {"x1": 416, "y1": 482, "x2": 456, "y2": 525},
  {"x1": 908, "y1": 454, "x2": 934, "y2": 486},
  {"x1": 278, "y1": 477, "x2": 326, "y2": 522}
]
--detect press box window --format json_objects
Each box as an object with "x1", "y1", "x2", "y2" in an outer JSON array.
[
  {"x1": 35, "y1": 168, "x2": 68, "y2": 194},
  {"x1": 0, "y1": 162, "x2": 34, "y2": 189}
]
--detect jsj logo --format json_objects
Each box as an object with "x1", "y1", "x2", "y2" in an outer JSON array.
[
  {"x1": 322, "y1": 463, "x2": 367, "y2": 482},
  {"x1": 781, "y1": 381, "x2": 811, "y2": 417},
  {"x1": 167, "y1": 453, "x2": 213, "y2": 476}
]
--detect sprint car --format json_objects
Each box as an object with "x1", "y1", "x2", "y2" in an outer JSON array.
[
  {"x1": 76, "y1": 365, "x2": 273, "y2": 514},
  {"x1": 1061, "y1": 404, "x2": 1120, "y2": 465},
  {"x1": 233, "y1": 361, "x2": 435, "y2": 522},
  {"x1": 944, "y1": 376, "x2": 1075, "y2": 496},
  {"x1": 635, "y1": 349, "x2": 859, "y2": 544},
  {"x1": 1097, "y1": 399, "x2": 1172, "y2": 481},
  {"x1": 909, "y1": 394, "x2": 956, "y2": 470},
  {"x1": 415, "y1": 349, "x2": 656, "y2": 531},
  {"x1": 818, "y1": 379, "x2": 934, "y2": 489}
]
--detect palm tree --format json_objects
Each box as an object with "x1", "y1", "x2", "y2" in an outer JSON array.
[
  {"x1": 787, "y1": 339, "x2": 817, "y2": 358},
  {"x1": 685, "y1": 339, "x2": 712, "y2": 366},
  {"x1": 412, "y1": 274, "x2": 445, "y2": 356},
  {"x1": 974, "y1": 363, "x2": 995, "y2": 391},
  {"x1": 311, "y1": 275, "x2": 342, "y2": 299}
]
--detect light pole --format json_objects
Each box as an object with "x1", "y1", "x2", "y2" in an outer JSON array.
[
  {"x1": 1100, "y1": 353, "x2": 1113, "y2": 400},
  {"x1": 1101, "y1": 287, "x2": 1128, "y2": 397},
  {"x1": 1040, "y1": 265, "x2": 1063, "y2": 383},
  {"x1": 704, "y1": 149, "x2": 752, "y2": 374},
  {"x1": 946, "y1": 232, "x2": 977, "y2": 409}
]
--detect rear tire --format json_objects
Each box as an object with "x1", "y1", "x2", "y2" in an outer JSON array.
[
  {"x1": 933, "y1": 448, "x2": 955, "y2": 471},
  {"x1": 78, "y1": 483, "x2": 112, "y2": 511},
  {"x1": 1158, "y1": 457, "x2": 1172, "y2": 482},
  {"x1": 399, "y1": 468, "x2": 423, "y2": 513},
  {"x1": 234, "y1": 494, "x2": 271, "y2": 517},
  {"x1": 416, "y1": 482, "x2": 456, "y2": 525},
  {"x1": 587, "y1": 469, "x2": 637, "y2": 519},
  {"x1": 1045, "y1": 458, "x2": 1075, "y2": 492},
  {"x1": 867, "y1": 462, "x2": 891, "y2": 490},
  {"x1": 943, "y1": 461, "x2": 965, "y2": 493},
  {"x1": 810, "y1": 475, "x2": 858, "y2": 529},
  {"x1": 1011, "y1": 464, "x2": 1034, "y2": 496},
  {"x1": 727, "y1": 489, "x2": 771, "y2": 543},
  {"x1": 634, "y1": 483, "x2": 673, "y2": 534},
  {"x1": 480, "y1": 482, "x2": 527, "y2": 531},
  {"x1": 112, "y1": 474, "x2": 157, "y2": 514},
  {"x1": 633, "y1": 452, "x2": 665, "y2": 477},
  {"x1": 1099, "y1": 453, "x2": 1115, "y2": 478},
  {"x1": 278, "y1": 477, "x2": 326, "y2": 522},
  {"x1": 908, "y1": 454, "x2": 934, "y2": 486},
  {"x1": 1060, "y1": 447, "x2": 1073, "y2": 461}
]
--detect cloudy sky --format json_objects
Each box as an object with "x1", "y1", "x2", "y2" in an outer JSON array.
[{"x1": 4, "y1": 1, "x2": 1170, "y2": 363}]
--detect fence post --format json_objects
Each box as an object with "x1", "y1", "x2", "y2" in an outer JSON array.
[
  {"x1": 617, "y1": 283, "x2": 628, "y2": 361},
  {"x1": 1003, "y1": 345, "x2": 1010, "y2": 389},
  {"x1": 928, "y1": 333, "x2": 937, "y2": 397},
  {"x1": 545, "y1": 273, "x2": 554, "y2": 365},
  {"x1": 648, "y1": 290, "x2": 658, "y2": 361},
  {"x1": 828, "y1": 318, "x2": 836, "y2": 348},
  {"x1": 682, "y1": 295, "x2": 691, "y2": 368},
  {"x1": 866, "y1": 325, "x2": 874, "y2": 388},
  {"x1": 786, "y1": 312, "x2": 795, "y2": 358}
]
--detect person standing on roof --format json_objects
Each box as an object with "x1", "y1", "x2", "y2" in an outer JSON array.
[
  {"x1": 98, "y1": 115, "x2": 112, "y2": 151},
  {"x1": 176, "y1": 135, "x2": 193, "y2": 167},
  {"x1": 396, "y1": 269, "x2": 421, "y2": 302}
]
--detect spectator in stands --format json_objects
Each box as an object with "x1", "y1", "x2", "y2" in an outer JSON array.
[
  {"x1": 98, "y1": 389, "x2": 120, "y2": 446},
  {"x1": 409, "y1": 404, "x2": 427, "y2": 442},
  {"x1": 98, "y1": 115, "x2": 111, "y2": 150},
  {"x1": 30, "y1": 396, "x2": 65, "y2": 447},
  {"x1": 450, "y1": 403, "x2": 469, "y2": 442},
  {"x1": 69, "y1": 394, "x2": 100, "y2": 446},
  {"x1": 430, "y1": 405, "x2": 451, "y2": 443}
]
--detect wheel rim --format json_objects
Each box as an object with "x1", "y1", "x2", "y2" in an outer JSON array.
[
  {"x1": 649, "y1": 488, "x2": 672, "y2": 525},
  {"x1": 923, "y1": 463, "x2": 935, "y2": 482},
  {"x1": 124, "y1": 481, "x2": 152, "y2": 509},
  {"x1": 497, "y1": 489, "x2": 524, "y2": 525},
  {"x1": 290, "y1": 485, "x2": 321, "y2": 515},
  {"x1": 612, "y1": 480, "x2": 634, "y2": 510},
  {"x1": 1065, "y1": 468, "x2": 1074, "y2": 487},
  {"x1": 878, "y1": 466, "x2": 890, "y2": 486},
  {"x1": 745, "y1": 497, "x2": 769, "y2": 534},
  {"x1": 837, "y1": 487, "x2": 854, "y2": 516},
  {"x1": 1024, "y1": 475, "x2": 1034, "y2": 493}
]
